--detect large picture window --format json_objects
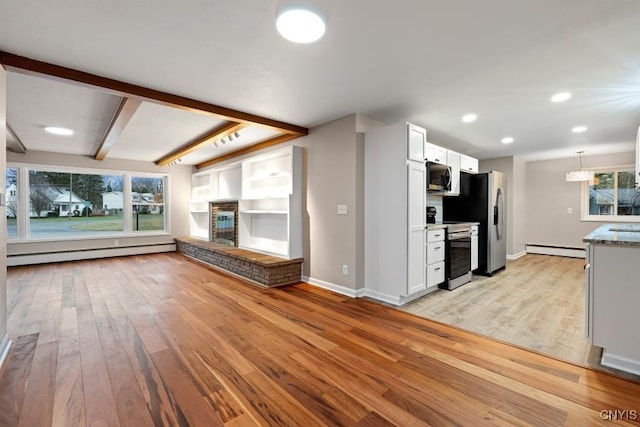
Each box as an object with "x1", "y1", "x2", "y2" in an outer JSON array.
[
  {"x1": 6, "y1": 164, "x2": 168, "y2": 241},
  {"x1": 582, "y1": 166, "x2": 640, "y2": 221}
]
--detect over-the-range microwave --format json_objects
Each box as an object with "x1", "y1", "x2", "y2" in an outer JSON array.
[{"x1": 426, "y1": 161, "x2": 451, "y2": 192}]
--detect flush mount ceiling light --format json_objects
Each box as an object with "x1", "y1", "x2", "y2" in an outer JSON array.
[
  {"x1": 501, "y1": 136, "x2": 514, "y2": 144},
  {"x1": 44, "y1": 126, "x2": 74, "y2": 136},
  {"x1": 572, "y1": 126, "x2": 588, "y2": 133},
  {"x1": 461, "y1": 113, "x2": 477, "y2": 123},
  {"x1": 276, "y1": 5, "x2": 326, "y2": 43},
  {"x1": 566, "y1": 150, "x2": 594, "y2": 182},
  {"x1": 551, "y1": 92, "x2": 572, "y2": 103}
]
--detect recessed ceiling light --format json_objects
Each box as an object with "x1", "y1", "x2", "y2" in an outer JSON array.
[
  {"x1": 572, "y1": 126, "x2": 588, "y2": 133},
  {"x1": 276, "y1": 6, "x2": 326, "y2": 44},
  {"x1": 461, "y1": 113, "x2": 477, "y2": 123},
  {"x1": 501, "y1": 137, "x2": 514, "y2": 144},
  {"x1": 551, "y1": 92, "x2": 572, "y2": 103},
  {"x1": 44, "y1": 126, "x2": 74, "y2": 136}
]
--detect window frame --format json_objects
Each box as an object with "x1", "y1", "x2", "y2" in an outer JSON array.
[
  {"x1": 7, "y1": 162, "x2": 170, "y2": 242},
  {"x1": 581, "y1": 164, "x2": 640, "y2": 222}
]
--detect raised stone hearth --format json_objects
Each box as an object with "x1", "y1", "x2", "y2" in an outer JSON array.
[{"x1": 175, "y1": 237, "x2": 302, "y2": 287}]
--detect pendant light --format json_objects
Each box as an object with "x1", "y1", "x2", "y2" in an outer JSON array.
[{"x1": 566, "y1": 151, "x2": 594, "y2": 182}]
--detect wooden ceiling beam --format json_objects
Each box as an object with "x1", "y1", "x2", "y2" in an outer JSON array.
[
  {"x1": 6, "y1": 123, "x2": 27, "y2": 154},
  {"x1": 196, "y1": 133, "x2": 302, "y2": 169},
  {"x1": 156, "y1": 122, "x2": 247, "y2": 167},
  {"x1": 0, "y1": 50, "x2": 308, "y2": 136},
  {"x1": 95, "y1": 97, "x2": 141, "y2": 160}
]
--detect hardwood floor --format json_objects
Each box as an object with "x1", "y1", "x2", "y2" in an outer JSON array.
[
  {"x1": 1, "y1": 253, "x2": 640, "y2": 426},
  {"x1": 402, "y1": 255, "x2": 591, "y2": 365}
]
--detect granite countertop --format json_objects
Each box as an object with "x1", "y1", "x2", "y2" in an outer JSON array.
[{"x1": 583, "y1": 224, "x2": 640, "y2": 246}]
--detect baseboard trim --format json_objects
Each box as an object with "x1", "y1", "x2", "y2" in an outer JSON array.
[
  {"x1": 526, "y1": 244, "x2": 586, "y2": 259},
  {"x1": 363, "y1": 287, "x2": 436, "y2": 306},
  {"x1": 301, "y1": 276, "x2": 364, "y2": 298},
  {"x1": 601, "y1": 350, "x2": 640, "y2": 376},
  {"x1": 507, "y1": 251, "x2": 527, "y2": 260},
  {"x1": 7, "y1": 243, "x2": 176, "y2": 266},
  {"x1": 0, "y1": 335, "x2": 12, "y2": 373}
]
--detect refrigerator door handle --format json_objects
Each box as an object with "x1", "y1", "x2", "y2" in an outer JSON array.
[{"x1": 496, "y1": 188, "x2": 504, "y2": 240}]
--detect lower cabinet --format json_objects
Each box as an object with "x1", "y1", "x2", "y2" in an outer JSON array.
[
  {"x1": 471, "y1": 225, "x2": 479, "y2": 271},
  {"x1": 426, "y1": 229, "x2": 445, "y2": 288}
]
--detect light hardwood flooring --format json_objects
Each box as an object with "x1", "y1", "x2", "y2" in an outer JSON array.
[
  {"x1": 402, "y1": 254, "x2": 592, "y2": 366},
  {"x1": 2, "y1": 253, "x2": 640, "y2": 426}
]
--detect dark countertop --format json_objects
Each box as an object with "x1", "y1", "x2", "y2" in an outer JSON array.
[{"x1": 583, "y1": 224, "x2": 640, "y2": 246}]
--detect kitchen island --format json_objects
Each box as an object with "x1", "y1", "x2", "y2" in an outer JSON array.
[{"x1": 584, "y1": 223, "x2": 640, "y2": 375}]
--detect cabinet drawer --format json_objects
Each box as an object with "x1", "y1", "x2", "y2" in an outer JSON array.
[
  {"x1": 427, "y1": 241, "x2": 445, "y2": 263},
  {"x1": 427, "y1": 261, "x2": 445, "y2": 288},
  {"x1": 427, "y1": 229, "x2": 445, "y2": 242}
]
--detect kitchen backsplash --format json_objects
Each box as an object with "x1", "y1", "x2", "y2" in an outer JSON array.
[{"x1": 426, "y1": 194, "x2": 443, "y2": 224}]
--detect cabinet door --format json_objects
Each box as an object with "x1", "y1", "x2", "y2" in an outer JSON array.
[
  {"x1": 461, "y1": 155, "x2": 479, "y2": 174},
  {"x1": 407, "y1": 123, "x2": 426, "y2": 162},
  {"x1": 447, "y1": 151, "x2": 461, "y2": 196},
  {"x1": 635, "y1": 126, "x2": 640, "y2": 187},
  {"x1": 471, "y1": 236, "x2": 478, "y2": 270},
  {"x1": 425, "y1": 143, "x2": 447, "y2": 164},
  {"x1": 407, "y1": 162, "x2": 426, "y2": 295}
]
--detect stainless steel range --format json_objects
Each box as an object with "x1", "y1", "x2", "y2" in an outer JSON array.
[{"x1": 440, "y1": 223, "x2": 473, "y2": 290}]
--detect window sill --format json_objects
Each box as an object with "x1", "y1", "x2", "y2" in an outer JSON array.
[{"x1": 581, "y1": 216, "x2": 640, "y2": 223}]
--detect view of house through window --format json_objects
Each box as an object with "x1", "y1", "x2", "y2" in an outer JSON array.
[
  {"x1": 6, "y1": 167, "x2": 18, "y2": 239},
  {"x1": 586, "y1": 168, "x2": 640, "y2": 218},
  {"x1": 131, "y1": 176, "x2": 165, "y2": 231},
  {"x1": 5, "y1": 166, "x2": 168, "y2": 240},
  {"x1": 28, "y1": 170, "x2": 125, "y2": 238}
]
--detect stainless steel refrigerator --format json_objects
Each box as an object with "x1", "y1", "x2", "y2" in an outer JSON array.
[{"x1": 443, "y1": 171, "x2": 507, "y2": 275}]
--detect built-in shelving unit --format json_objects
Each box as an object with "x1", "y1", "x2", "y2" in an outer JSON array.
[
  {"x1": 238, "y1": 146, "x2": 302, "y2": 259},
  {"x1": 189, "y1": 145, "x2": 302, "y2": 260}
]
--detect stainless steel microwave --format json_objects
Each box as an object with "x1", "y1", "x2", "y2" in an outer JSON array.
[{"x1": 427, "y1": 162, "x2": 451, "y2": 192}]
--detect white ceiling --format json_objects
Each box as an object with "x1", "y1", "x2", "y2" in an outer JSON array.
[{"x1": 1, "y1": 0, "x2": 640, "y2": 162}]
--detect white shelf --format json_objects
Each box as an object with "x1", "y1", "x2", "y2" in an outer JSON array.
[{"x1": 240, "y1": 210, "x2": 288, "y2": 214}]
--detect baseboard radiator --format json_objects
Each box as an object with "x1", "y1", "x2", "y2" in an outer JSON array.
[
  {"x1": 7, "y1": 243, "x2": 176, "y2": 266},
  {"x1": 526, "y1": 244, "x2": 586, "y2": 259}
]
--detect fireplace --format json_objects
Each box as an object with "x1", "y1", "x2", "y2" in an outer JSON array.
[{"x1": 210, "y1": 201, "x2": 239, "y2": 247}]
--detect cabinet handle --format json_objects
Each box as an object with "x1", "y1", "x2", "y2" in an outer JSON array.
[{"x1": 434, "y1": 267, "x2": 441, "y2": 271}]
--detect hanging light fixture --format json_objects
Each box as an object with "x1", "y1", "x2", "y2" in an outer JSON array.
[{"x1": 566, "y1": 151, "x2": 594, "y2": 182}]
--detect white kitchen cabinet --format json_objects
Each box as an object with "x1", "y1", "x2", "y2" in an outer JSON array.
[
  {"x1": 407, "y1": 162, "x2": 427, "y2": 295},
  {"x1": 426, "y1": 228, "x2": 445, "y2": 289},
  {"x1": 446, "y1": 150, "x2": 461, "y2": 196},
  {"x1": 425, "y1": 142, "x2": 447, "y2": 164},
  {"x1": 461, "y1": 155, "x2": 479, "y2": 174},
  {"x1": 586, "y1": 240, "x2": 640, "y2": 375},
  {"x1": 239, "y1": 145, "x2": 302, "y2": 259},
  {"x1": 408, "y1": 123, "x2": 426, "y2": 162},
  {"x1": 365, "y1": 122, "x2": 432, "y2": 305},
  {"x1": 190, "y1": 171, "x2": 214, "y2": 240}
]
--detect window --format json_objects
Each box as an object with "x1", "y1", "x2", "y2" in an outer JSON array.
[
  {"x1": 131, "y1": 176, "x2": 165, "y2": 232},
  {"x1": 583, "y1": 167, "x2": 640, "y2": 221},
  {"x1": 6, "y1": 164, "x2": 168, "y2": 241},
  {"x1": 28, "y1": 170, "x2": 125, "y2": 238},
  {"x1": 6, "y1": 167, "x2": 18, "y2": 239}
]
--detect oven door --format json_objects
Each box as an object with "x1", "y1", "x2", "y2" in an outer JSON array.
[{"x1": 444, "y1": 229, "x2": 472, "y2": 290}]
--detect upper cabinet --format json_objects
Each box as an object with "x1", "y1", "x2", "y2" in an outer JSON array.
[
  {"x1": 407, "y1": 123, "x2": 427, "y2": 162},
  {"x1": 446, "y1": 150, "x2": 461, "y2": 196},
  {"x1": 425, "y1": 142, "x2": 447, "y2": 165},
  {"x1": 460, "y1": 154, "x2": 479, "y2": 174}
]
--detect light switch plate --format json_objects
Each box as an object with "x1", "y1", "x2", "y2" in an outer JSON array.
[{"x1": 337, "y1": 204, "x2": 348, "y2": 215}]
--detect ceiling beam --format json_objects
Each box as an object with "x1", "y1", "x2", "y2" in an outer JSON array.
[
  {"x1": 6, "y1": 123, "x2": 27, "y2": 154},
  {"x1": 196, "y1": 133, "x2": 302, "y2": 169},
  {"x1": 0, "y1": 50, "x2": 308, "y2": 136},
  {"x1": 155, "y1": 122, "x2": 247, "y2": 167},
  {"x1": 95, "y1": 97, "x2": 142, "y2": 160}
]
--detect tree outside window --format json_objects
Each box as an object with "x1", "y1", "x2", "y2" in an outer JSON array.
[{"x1": 586, "y1": 168, "x2": 640, "y2": 220}]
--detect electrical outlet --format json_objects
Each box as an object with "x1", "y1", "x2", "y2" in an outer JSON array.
[
  {"x1": 337, "y1": 205, "x2": 348, "y2": 215},
  {"x1": 342, "y1": 264, "x2": 349, "y2": 275},
  {"x1": 567, "y1": 207, "x2": 573, "y2": 214}
]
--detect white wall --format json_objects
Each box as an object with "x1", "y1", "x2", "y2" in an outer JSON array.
[
  {"x1": 526, "y1": 151, "x2": 635, "y2": 248},
  {"x1": 6, "y1": 150, "x2": 191, "y2": 256},
  {"x1": 0, "y1": 65, "x2": 8, "y2": 348}
]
